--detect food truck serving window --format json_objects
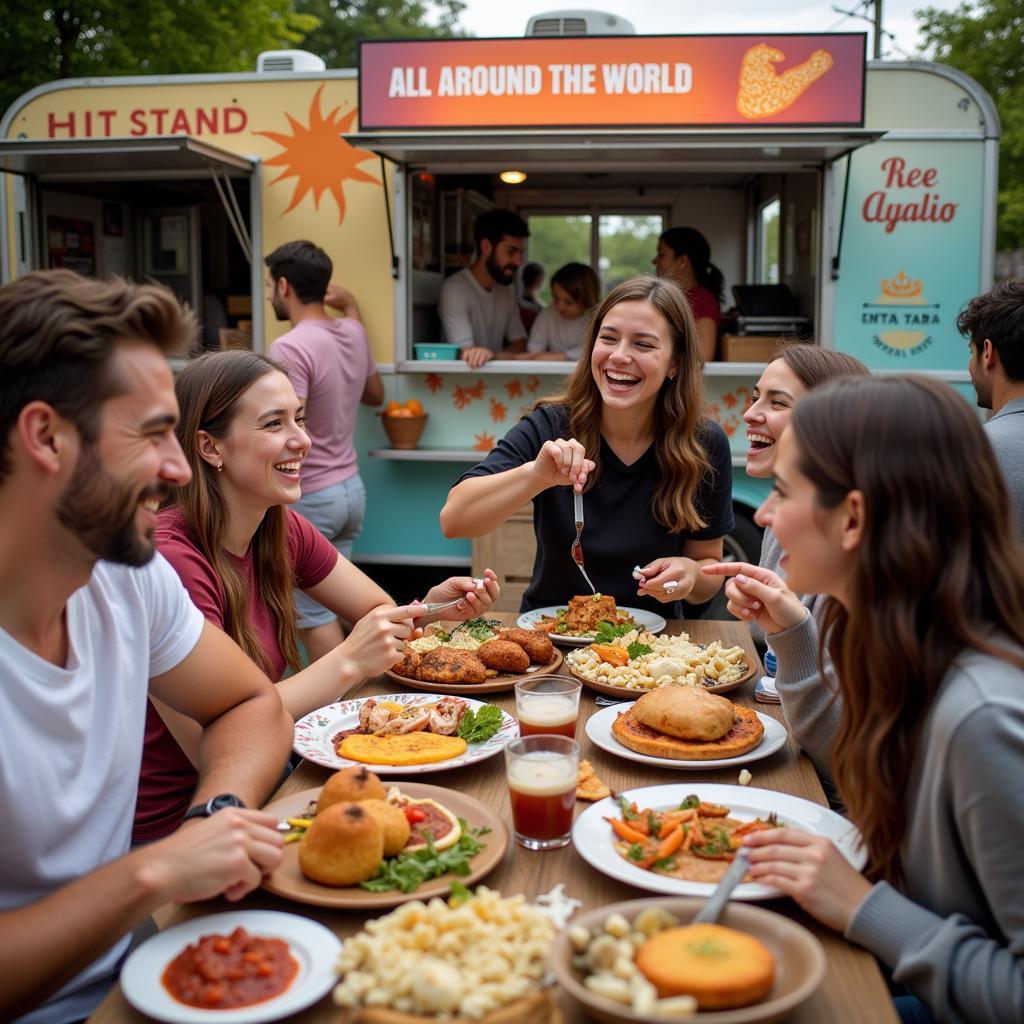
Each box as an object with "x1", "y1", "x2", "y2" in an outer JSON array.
[{"x1": 358, "y1": 34, "x2": 866, "y2": 131}]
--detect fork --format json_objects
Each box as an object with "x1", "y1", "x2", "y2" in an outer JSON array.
[{"x1": 572, "y1": 491, "x2": 597, "y2": 594}]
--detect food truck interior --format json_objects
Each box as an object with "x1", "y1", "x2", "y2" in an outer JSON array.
[{"x1": 404, "y1": 164, "x2": 822, "y2": 361}]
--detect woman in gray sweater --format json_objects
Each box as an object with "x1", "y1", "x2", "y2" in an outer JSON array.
[{"x1": 714, "y1": 376, "x2": 1024, "y2": 1024}]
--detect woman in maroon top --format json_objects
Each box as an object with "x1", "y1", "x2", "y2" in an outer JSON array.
[
  {"x1": 652, "y1": 227, "x2": 724, "y2": 362},
  {"x1": 135, "y1": 351, "x2": 497, "y2": 841}
]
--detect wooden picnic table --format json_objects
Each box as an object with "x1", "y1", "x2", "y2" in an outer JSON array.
[{"x1": 90, "y1": 616, "x2": 897, "y2": 1023}]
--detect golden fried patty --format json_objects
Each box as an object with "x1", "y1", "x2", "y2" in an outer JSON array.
[
  {"x1": 476, "y1": 638, "x2": 530, "y2": 674},
  {"x1": 497, "y1": 627, "x2": 554, "y2": 665},
  {"x1": 416, "y1": 647, "x2": 488, "y2": 685},
  {"x1": 390, "y1": 648, "x2": 421, "y2": 679}
]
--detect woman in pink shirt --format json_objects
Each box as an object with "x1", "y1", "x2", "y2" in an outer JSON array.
[
  {"x1": 652, "y1": 227, "x2": 724, "y2": 362},
  {"x1": 135, "y1": 350, "x2": 497, "y2": 841}
]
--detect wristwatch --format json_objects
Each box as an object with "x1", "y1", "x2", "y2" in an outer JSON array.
[{"x1": 182, "y1": 793, "x2": 245, "y2": 821}]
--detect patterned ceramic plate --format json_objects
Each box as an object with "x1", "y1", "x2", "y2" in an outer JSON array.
[{"x1": 292, "y1": 692, "x2": 518, "y2": 773}]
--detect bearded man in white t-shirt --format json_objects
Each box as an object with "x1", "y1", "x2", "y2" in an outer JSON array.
[
  {"x1": 438, "y1": 207, "x2": 530, "y2": 368},
  {"x1": 0, "y1": 270, "x2": 292, "y2": 1024}
]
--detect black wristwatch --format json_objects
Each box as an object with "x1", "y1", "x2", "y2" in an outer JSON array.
[{"x1": 182, "y1": 793, "x2": 245, "y2": 821}]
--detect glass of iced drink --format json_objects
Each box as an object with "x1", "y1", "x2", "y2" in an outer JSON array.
[
  {"x1": 514, "y1": 676, "x2": 582, "y2": 738},
  {"x1": 504, "y1": 734, "x2": 580, "y2": 850}
]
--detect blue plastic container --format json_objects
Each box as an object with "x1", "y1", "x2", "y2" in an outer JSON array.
[{"x1": 414, "y1": 343, "x2": 461, "y2": 360}]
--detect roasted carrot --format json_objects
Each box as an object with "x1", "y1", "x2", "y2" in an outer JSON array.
[
  {"x1": 591, "y1": 644, "x2": 630, "y2": 666},
  {"x1": 606, "y1": 817, "x2": 647, "y2": 844},
  {"x1": 697, "y1": 802, "x2": 730, "y2": 817},
  {"x1": 657, "y1": 825, "x2": 684, "y2": 859},
  {"x1": 681, "y1": 828, "x2": 695, "y2": 853}
]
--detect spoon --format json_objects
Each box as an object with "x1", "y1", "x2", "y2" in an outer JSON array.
[{"x1": 692, "y1": 849, "x2": 750, "y2": 924}]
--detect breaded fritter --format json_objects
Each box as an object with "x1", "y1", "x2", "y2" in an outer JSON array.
[
  {"x1": 566, "y1": 594, "x2": 619, "y2": 632},
  {"x1": 498, "y1": 627, "x2": 554, "y2": 665},
  {"x1": 417, "y1": 647, "x2": 488, "y2": 685},
  {"x1": 477, "y1": 638, "x2": 530, "y2": 674},
  {"x1": 391, "y1": 648, "x2": 421, "y2": 679}
]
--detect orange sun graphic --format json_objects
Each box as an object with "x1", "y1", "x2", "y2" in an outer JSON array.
[{"x1": 255, "y1": 86, "x2": 378, "y2": 224}]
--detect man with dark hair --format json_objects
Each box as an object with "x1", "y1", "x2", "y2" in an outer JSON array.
[
  {"x1": 0, "y1": 270, "x2": 291, "y2": 1024},
  {"x1": 265, "y1": 240, "x2": 384, "y2": 663},
  {"x1": 960, "y1": 277, "x2": 1024, "y2": 532},
  {"x1": 439, "y1": 208, "x2": 530, "y2": 368}
]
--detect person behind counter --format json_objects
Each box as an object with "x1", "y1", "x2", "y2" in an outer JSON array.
[
  {"x1": 134, "y1": 350, "x2": 499, "y2": 842},
  {"x1": 652, "y1": 226, "x2": 723, "y2": 362},
  {"x1": 440, "y1": 276, "x2": 733, "y2": 616},
  {"x1": 703, "y1": 343, "x2": 869, "y2": 782},
  {"x1": 720, "y1": 375, "x2": 1024, "y2": 1024},
  {"x1": 524, "y1": 262, "x2": 601, "y2": 362},
  {"x1": 438, "y1": 208, "x2": 529, "y2": 368}
]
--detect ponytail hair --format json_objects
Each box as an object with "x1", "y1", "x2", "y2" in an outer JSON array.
[{"x1": 659, "y1": 227, "x2": 724, "y2": 305}]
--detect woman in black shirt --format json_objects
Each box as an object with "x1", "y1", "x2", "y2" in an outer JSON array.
[{"x1": 441, "y1": 276, "x2": 732, "y2": 615}]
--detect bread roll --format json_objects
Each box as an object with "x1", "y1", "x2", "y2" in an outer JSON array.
[
  {"x1": 298, "y1": 802, "x2": 383, "y2": 886},
  {"x1": 633, "y1": 685, "x2": 734, "y2": 741},
  {"x1": 318, "y1": 766, "x2": 386, "y2": 812},
  {"x1": 359, "y1": 798, "x2": 412, "y2": 856}
]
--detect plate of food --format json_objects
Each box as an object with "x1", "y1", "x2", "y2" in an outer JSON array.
[
  {"x1": 565, "y1": 627, "x2": 755, "y2": 698},
  {"x1": 120, "y1": 909, "x2": 341, "y2": 1023},
  {"x1": 550, "y1": 896, "x2": 826, "y2": 1024},
  {"x1": 262, "y1": 774, "x2": 508, "y2": 909},
  {"x1": 585, "y1": 688, "x2": 789, "y2": 770},
  {"x1": 573, "y1": 783, "x2": 864, "y2": 901},
  {"x1": 292, "y1": 693, "x2": 517, "y2": 773},
  {"x1": 517, "y1": 594, "x2": 666, "y2": 646},
  {"x1": 387, "y1": 618, "x2": 563, "y2": 695}
]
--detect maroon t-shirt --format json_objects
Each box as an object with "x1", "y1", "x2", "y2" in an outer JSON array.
[
  {"x1": 133, "y1": 506, "x2": 337, "y2": 842},
  {"x1": 686, "y1": 284, "x2": 722, "y2": 329}
]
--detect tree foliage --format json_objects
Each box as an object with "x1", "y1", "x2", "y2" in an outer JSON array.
[
  {"x1": 294, "y1": 0, "x2": 467, "y2": 68},
  {"x1": 917, "y1": 0, "x2": 1024, "y2": 248},
  {"x1": 1, "y1": 1, "x2": 467, "y2": 121}
]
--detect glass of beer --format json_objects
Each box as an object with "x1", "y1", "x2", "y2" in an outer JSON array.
[
  {"x1": 504, "y1": 734, "x2": 580, "y2": 850},
  {"x1": 514, "y1": 676, "x2": 582, "y2": 738}
]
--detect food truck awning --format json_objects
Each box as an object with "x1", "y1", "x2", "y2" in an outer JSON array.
[
  {"x1": 0, "y1": 136, "x2": 255, "y2": 178},
  {"x1": 344, "y1": 129, "x2": 884, "y2": 171}
]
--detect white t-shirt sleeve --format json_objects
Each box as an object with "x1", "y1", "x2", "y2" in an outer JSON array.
[
  {"x1": 505, "y1": 294, "x2": 527, "y2": 345},
  {"x1": 140, "y1": 552, "x2": 205, "y2": 676},
  {"x1": 438, "y1": 273, "x2": 476, "y2": 348}
]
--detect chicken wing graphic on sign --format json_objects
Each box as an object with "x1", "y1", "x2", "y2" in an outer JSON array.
[{"x1": 736, "y1": 44, "x2": 834, "y2": 119}]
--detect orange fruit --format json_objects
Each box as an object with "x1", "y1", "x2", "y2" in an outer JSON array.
[
  {"x1": 384, "y1": 400, "x2": 402, "y2": 416},
  {"x1": 404, "y1": 398, "x2": 424, "y2": 415},
  {"x1": 389, "y1": 407, "x2": 415, "y2": 418}
]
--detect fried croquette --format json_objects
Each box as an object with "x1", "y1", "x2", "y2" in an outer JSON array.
[
  {"x1": 417, "y1": 647, "x2": 488, "y2": 685},
  {"x1": 298, "y1": 802, "x2": 383, "y2": 886},
  {"x1": 498, "y1": 627, "x2": 554, "y2": 664},
  {"x1": 476, "y1": 638, "x2": 530, "y2": 674},
  {"x1": 391, "y1": 648, "x2": 421, "y2": 679},
  {"x1": 358, "y1": 798, "x2": 412, "y2": 855},
  {"x1": 318, "y1": 766, "x2": 386, "y2": 812}
]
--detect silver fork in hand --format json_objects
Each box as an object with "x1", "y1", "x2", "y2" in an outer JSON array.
[{"x1": 572, "y1": 490, "x2": 597, "y2": 594}]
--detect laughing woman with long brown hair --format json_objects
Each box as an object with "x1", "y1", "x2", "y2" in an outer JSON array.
[
  {"x1": 440, "y1": 276, "x2": 733, "y2": 615},
  {"x1": 725, "y1": 376, "x2": 1024, "y2": 1023}
]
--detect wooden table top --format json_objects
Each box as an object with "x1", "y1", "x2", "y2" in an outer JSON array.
[{"x1": 90, "y1": 617, "x2": 897, "y2": 1024}]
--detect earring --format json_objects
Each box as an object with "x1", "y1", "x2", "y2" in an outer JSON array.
[{"x1": 216, "y1": 462, "x2": 223, "y2": 472}]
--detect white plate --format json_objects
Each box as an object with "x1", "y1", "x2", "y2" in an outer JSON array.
[
  {"x1": 120, "y1": 910, "x2": 341, "y2": 1024},
  {"x1": 292, "y1": 692, "x2": 518, "y2": 773},
  {"x1": 585, "y1": 702, "x2": 789, "y2": 770},
  {"x1": 573, "y1": 783, "x2": 864, "y2": 901},
  {"x1": 516, "y1": 606, "x2": 667, "y2": 646}
]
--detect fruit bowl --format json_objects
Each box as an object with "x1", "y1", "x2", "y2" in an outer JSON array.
[{"x1": 381, "y1": 411, "x2": 428, "y2": 450}]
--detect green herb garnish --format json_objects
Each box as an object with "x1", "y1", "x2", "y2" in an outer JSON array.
[
  {"x1": 616, "y1": 795, "x2": 638, "y2": 820},
  {"x1": 627, "y1": 842, "x2": 645, "y2": 861},
  {"x1": 450, "y1": 617, "x2": 502, "y2": 643},
  {"x1": 653, "y1": 856, "x2": 677, "y2": 871},
  {"x1": 448, "y1": 881, "x2": 473, "y2": 905},
  {"x1": 679, "y1": 794, "x2": 700, "y2": 810},
  {"x1": 594, "y1": 620, "x2": 633, "y2": 643},
  {"x1": 647, "y1": 813, "x2": 660, "y2": 835},
  {"x1": 626, "y1": 641, "x2": 653, "y2": 659},
  {"x1": 361, "y1": 819, "x2": 489, "y2": 893},
  {"x1": 457, "y1": 705, "x2": 503, "y2": 743}
]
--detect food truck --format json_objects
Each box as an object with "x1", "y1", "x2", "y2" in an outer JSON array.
[{"x1": 0, "y1": 22, "x2": 999, "y2": 601}]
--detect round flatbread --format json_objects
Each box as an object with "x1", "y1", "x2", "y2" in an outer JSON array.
[
  {"x1": 339, "y1": 733, "x2": 468, "y2": 766},
  {"x1": 611, "y1": 705, "x2": 764, "y2": 761}
]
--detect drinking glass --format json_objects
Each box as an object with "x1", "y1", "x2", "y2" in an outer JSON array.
[
  {"x1": 514, "y1": 675, "x2": 582, "y2": 738},
  {"x1": 504, "y1": 734, "x2": 580, "y2": 850}
]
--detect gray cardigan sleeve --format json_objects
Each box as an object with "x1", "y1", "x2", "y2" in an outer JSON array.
[
  {"x1": 766, "y1": 611, "x2": 841, "y2": 781},
  {"x1": 845, "y1": 702, "x2": 1024, "y2": 1023}
]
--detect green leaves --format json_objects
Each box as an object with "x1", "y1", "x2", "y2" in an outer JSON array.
[
  {"x1": 626, "y1": 641, "x2": 653, "y2": 659},
  {"x1": 594, "y1": 620, "x2": 633, "y2": 644},
  {"x1": 456, "y1": 704, "x2": 503, "y2": 743},
  {"x1": 360, "y1": 820, "x2": 489, "y2": 893}
]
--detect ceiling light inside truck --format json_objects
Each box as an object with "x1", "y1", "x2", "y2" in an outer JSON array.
[{"x1": 499, "y1": 170, "x2": 527, "y2": 184}]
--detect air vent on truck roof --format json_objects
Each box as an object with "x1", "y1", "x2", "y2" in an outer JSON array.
[
  {"x1": 525, "y1": 9, "x2": 636, "y2": 36},
  {"x1": 256, "y1": 50, "x2": 326, "y2": 73}
]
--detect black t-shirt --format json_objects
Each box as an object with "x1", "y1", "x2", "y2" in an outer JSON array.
[{"x1": 457, "y1": 404, "x2": 734, "y2": 615}]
